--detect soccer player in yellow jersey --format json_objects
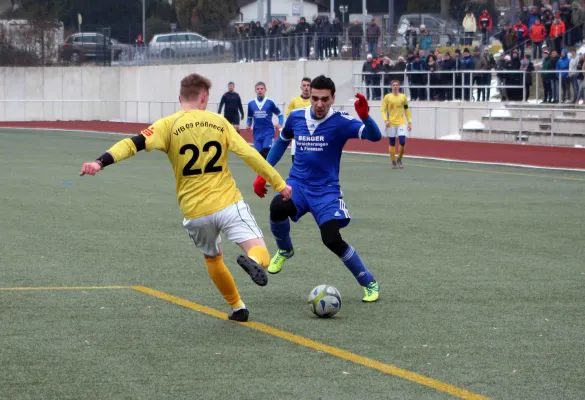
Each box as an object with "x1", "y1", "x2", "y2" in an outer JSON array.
[
  {"x1": 381, "y1": 80, "x2": 412, "y2": 169},
  {"x1": 285, "y1": 77, "x2": 312, "y2": 163},
  {"x1": 80, "y1": 73, "x2": 292, "y2": 322}
]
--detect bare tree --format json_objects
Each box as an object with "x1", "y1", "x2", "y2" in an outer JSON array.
[{"x1": 3, "y1": 0, "x2": 63, "y2": 65}]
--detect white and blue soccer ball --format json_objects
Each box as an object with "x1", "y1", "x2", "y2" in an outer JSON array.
[{"x1": 308, "y1": 284, "x2": 342, "y2": 318}]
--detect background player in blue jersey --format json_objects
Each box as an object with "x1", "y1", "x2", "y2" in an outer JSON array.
[
  {"x1": 246, "y1": 82, "x2": 284, "y2": 159},
  {"x1": 252, "y1": 75, "x2": 383, "y2": 302}
]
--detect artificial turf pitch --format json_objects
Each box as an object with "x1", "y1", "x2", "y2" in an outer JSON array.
[{"x1": 1, "y1": 129, "x2": 584, "y2": 399}]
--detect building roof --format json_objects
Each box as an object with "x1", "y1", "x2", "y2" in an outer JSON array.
[{"x1": 237, "y1": 0, "x2": 328, "y2": 9}]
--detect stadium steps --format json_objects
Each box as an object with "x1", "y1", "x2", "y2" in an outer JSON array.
[
  {"x1": 463, "y1": 103, "x2": 585, "y2": 146},
  {"x1": 461, "y1": 127, "x2": 585, "y2": 147},
  {"x1": 480, "y1": 115, "x2": 585, "y2": 135}
]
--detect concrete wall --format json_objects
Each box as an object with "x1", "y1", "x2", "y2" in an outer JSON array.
[{"x1": 0, "y1": 61, "x2": 502, "y2": 140}]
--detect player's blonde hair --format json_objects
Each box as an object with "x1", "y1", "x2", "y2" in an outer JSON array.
[{"x1": 180, "y1": 73, "x2": 212, "y2": 101}]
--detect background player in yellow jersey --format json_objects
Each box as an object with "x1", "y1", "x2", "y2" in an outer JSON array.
[
  {"x1": 381, "y1": 80, "x2": 412, "y2": 169},
  {"x1": 285, "y1": 77, "x2": 311, "y2": 163},
  {"x1": 80, "y1": 73, "x2": 292, "y2": 322}
]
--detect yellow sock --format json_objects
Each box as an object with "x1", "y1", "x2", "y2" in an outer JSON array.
[
  {"x1": 398, "y1": 143, "x2": 406, "y2": 160},
  {"x1": 248, "y1": 246, "x2": 270, "y2": 269},
  {"x1": 205, "y1": 255, "x2": 244, "y2": 309},
  {"x1": 389, "y1": 146, "x2": 396, "y2": 162}
]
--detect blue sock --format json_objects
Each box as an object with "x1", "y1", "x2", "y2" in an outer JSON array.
[
  {"x1": 341, "y1": 246, "x2": 375, "y2": 286},
  {"x1": 270, "y1": 219, "x2": 293, "y2": 253}
]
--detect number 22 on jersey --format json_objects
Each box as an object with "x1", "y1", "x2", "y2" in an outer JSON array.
[{"x1": 179, "y1": 141, "x2": 223, "y2": 177}]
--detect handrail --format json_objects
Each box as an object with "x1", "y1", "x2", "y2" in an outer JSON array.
[{"x1": 353, "y1": 68, "x2": 576, "y2": 103}]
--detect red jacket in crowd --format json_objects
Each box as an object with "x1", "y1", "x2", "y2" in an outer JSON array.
[
  {"x1": 478, "y1": 10, "x2": 493, "y2": 31},
  {"x1": 529, "y1": 22, "x2": 547, "y2": 43},
  {"x1": 514, "y1": 22, "x2": 529, "y2": 39},
  {"x1": 550, "y1": 20, "x2": 566, "y2": 38}
]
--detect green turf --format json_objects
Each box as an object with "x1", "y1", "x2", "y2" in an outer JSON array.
[{"x1": 1, "y1": 128, "x2": 584, "y2": 399}]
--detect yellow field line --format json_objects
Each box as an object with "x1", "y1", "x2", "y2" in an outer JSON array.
[
  {"x1": 343, "y1": 157, "x2": 585, "y2": 182},
  {"x1": 0, "y1": 286, "x2": 131, "y2": 291},
  {"x1": 131, "y1": 285, "x2": 490, "y2": 400}
]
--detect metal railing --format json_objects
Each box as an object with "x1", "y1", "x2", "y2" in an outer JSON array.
[
  {"x1": 1, "y1": 100, "x2": 583, "y2": 148},
  {"x1": 55, "y1": 30, "x2": 478, "y2": 67},
  {"x1": 125, "y1": 34, "x2": 354, "y2": 65},
  {"x1": 353, "y1": 69, "x2": 583, "y2": 104},
  {"x1": 6, "y1": 22, "x2": 584, "y2": 67}
]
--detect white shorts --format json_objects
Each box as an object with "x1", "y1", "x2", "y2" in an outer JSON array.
[
  {"x1": 384, "y1": 125, "x2": 407, "y2": 138},
  {"x1": 290, "y1": 139, "x2": 296, "y2": 155},
  {"x1": 183, "y1": 200, "x2": 263, "y2": 257}
]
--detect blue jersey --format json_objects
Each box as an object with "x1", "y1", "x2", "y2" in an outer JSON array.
[
  {"x1": 247, "y1": 98, "x2": 282, "y2": 138},
  {"x1": 281, "y1": 106, "x2": 365, "y2": 188}
]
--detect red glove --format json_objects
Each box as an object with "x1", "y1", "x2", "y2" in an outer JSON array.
[
  {"x1": 253, "y1": 176, "x2": 268, "y2": 198},
  {"x1": 354, "y1": 93, "x2": 369, "y2": 120}
]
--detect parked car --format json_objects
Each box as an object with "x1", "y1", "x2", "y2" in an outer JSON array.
[
  {"x1": 148, "y1": 32, "x2": 232, "y2": 59},
  {"x1": 395, "y1": 13, "x2": 461, "y2": 47},
  {"x1": 60, "y1": 32, "x2": 131, "y2": 64}
]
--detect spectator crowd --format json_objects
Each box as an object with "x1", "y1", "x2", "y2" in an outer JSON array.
[
  {"x1": 361, "y1": 46, "x2": 585, "y2": 103},
  {"x1": 227, "y1": 1, "x2": 585, "y2": 103},
  {"x1": 231, "y1": 17, "x2": 381, "y2": 61},
  {"x1": 495, "y1": 1, "x2": 585, "y2": 57},
  {"x1": 362, "y1": 1, "x2": 585, "y2": 103}
]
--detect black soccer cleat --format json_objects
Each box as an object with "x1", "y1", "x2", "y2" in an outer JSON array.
[
  {"x1": 228, "y1": 308, "x2": 249, "y2": 322},
  {"x1": 237, "y1": 255, "x2": 268, "y2": 286}
]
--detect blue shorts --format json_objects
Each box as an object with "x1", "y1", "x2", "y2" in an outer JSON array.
[
  {"x1": 253, "y1": 135, "x2": 274, "y2": 152},
  {"x1": 287, "y1": 180, "x2": 350, "y2": 228}
]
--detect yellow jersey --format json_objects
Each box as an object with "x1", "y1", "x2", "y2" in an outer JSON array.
[
  {"x1": 107, "y1": 110, "x2": 286, "y2": 220},
  {"x1": 381, "y1": 93, "x2": 412, "y2": 127},
  {"x1": 285, "y1": 96, "x2": 311, "y2": 117}
]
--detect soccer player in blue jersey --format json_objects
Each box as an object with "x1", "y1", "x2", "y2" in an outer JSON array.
[
  {"x1": 246, "y1": 82, "x2": 284, "y2": 159},
  {"x1": 252, "y1": 75, "x2": 383, "y2": 302}
]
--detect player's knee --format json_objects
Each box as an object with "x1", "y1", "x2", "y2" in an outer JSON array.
[
  {"x1": 389, "y1": 137, "x2": 396, "y2": 146},
  {"x1": 248, "y1": 245, "x2": 270, "y2": 268},
  {"x1": 399, "y1": 136, "x2": 406, "y2": 146},
  {"x1": 320, "y1": 223, "x2": 348, "y2": 257},
  {"x1": 270, "y1": 195, "x2": 292, "y2": 221}
]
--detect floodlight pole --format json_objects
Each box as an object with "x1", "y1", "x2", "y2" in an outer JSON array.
[
  {"x1": 267, "y1": 0, "x2": 272, "y2": 25},
  {"x1": 330, "y1": 0, "x2": 335, "y2": 21},
  {"x1": 388, "y1": 0, "x2": 394, "y2": 38},
  {"x1": 142, "y1": 0, "x2": 146, "y2": 41},
  {"x1": 362, "y1": 0, "x2": 367, "y2": 49}
]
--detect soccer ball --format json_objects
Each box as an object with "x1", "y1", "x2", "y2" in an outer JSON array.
[{"x1": 308, "y1": 284, "x2": 342, "y2": 318}]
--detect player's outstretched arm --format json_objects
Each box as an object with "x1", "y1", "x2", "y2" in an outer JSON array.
[
  {"x1": 354, "y1": 93, "x2": 382, "y2": 142},
  {"x1": 266, "y1": 112, "x2": 294, "y2": 167},
  {"x1": 265, "y1": 136, "x2": 289, "y2": 167},
  {"x1": 227, "y1": 124, "x2": 286, "y2": 191},
  {"x1": 361, "y1": 116, "x2": 382, "y2": 141},
  {"x1": 79, "y1": 135, "x2": 145, "y2": 176}
]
